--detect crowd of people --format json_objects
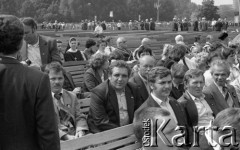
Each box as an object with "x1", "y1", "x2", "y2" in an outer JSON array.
[{"x1": 1, "y1": 14, "x2": 240, "y2": 150}]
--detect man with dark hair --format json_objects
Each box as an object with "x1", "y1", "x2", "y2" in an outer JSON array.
[
  {"x1": 207, "y1": 108, "x2": 240, "y2": 150},
  {"x1": 170, "y1": 63, "x2": 188, "y2": 99},
  {"x1": 44, "y1": 62, "x2": 89, "y2": 141},
  {"x1": 87, "y1": 60, "x2": 141, "y2": 133},
  {"x1": 129, "y1": 55, "x2": 155, "y2": 105},
  {"x1": 203, "y1": 60, "x2": 240, "y2": 109},
  {"x1": 0, "y1": 15, "x2": 60, "y2": 150},
  {"x1": 83, "y1": 38, "x2": 97, "y2": 60},
  {"x1": 133, "y1": 107, "x2": 181, "y2": 150},
  {"x1": 135, "y1": 66, "x2": 188, "y2": 134},
  {"x1": 18, "y1": 17, "x2": 61, "y2": 68}
]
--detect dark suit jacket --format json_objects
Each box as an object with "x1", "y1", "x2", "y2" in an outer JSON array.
[
  {"x1": 87, "y1": 80, "x2": 141, "y2": 133},
  {"x1": 0, "y1": 56, "x2": 60, "y2": 150},
  {"x1": 83, "y1": 68, "x2": 108, "y2": 92},
  {"x1": 129, "y1": 73, "x2": 149, "y2": 105},
  {"x1": 178, "y1": 92, "x2": 219, "y2": 127},
  {"x1": 170, "y1": 83, "x2": 185, "y2": 100},
  {"x1": 18, "y1": 35, "x2": 61, "y2": 65},
  {"x1": 135, "y1": 95, "x2": 188, "y2": 126},
  {"x1": 203, "y1": 83, "x2": 240, "y2": 111}
]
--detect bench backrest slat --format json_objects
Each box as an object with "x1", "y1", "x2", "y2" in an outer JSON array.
[{"x1": 60, "y1": 124, "x2": 140, "y2": 150}]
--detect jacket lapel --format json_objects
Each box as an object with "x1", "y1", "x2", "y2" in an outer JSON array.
[
  {"x1": 39, "y1": 36, "x2": 48, "y2": 64},
  {"x1": 210, "y1": 83, "x2": 229, "y2": 109},
  {"x1": 125, "y1": 85, "x2": 134, "y2": 122},
  {"x1": 135, "y1": 73, "x2": 148, "y2": 97},
  {"x1": 108, "y1": 82, "x2": 120, "y2": 119},
  {"x1": 94, "y1": 70, "x2": 102, "y2": 84},
  {"x1": 227, "y1": 85, "x2": 240, "y2": 107},
  {"x1": 182, "y1": 92, "x2": 198, "y2": 126},
  {"x1": 61, "y1": 90, "x2": 75, "y2": 121}
]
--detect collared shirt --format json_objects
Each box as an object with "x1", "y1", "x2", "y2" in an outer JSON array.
[
  {"x1": 151, "y1": 93, "x2": 178, "y2": 124},
  {"x1": 52, "y1": 89, "x2": 64, "y2": 106},
  {"x1": 27, "y1": 37, "x2": 42, "y2": 67},
  {"x1": 105, "y1": 46, "x2": 116, "y2": 55},
  {"x1": 187, "y1": 91, "x2": 214, "y2": 127},
  {"x1": 214, "y1": 82, "x2": 234, "y2": 107},
  {"x1": 138, "y1": 72, "x2": 150, "y2": 93},
  {"x1": 115, "y1": 90, "x2": 129, "y2": 126}
]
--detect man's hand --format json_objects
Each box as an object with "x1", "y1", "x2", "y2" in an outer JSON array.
[
  {"x1": 61, "y1": 134, "x2": 76, "y2": 141},
  {"x1": 75, "y1": 130, "x2": 85, "y2": 138},
  {"x1": 72, "y1": 87, "x2": 81, "y2": 95}
]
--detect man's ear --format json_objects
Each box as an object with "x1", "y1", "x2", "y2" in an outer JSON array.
[{"x1": 149, "y1": 82, "x2": 154, "y2": 90}]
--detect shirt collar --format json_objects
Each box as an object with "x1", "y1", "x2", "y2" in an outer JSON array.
[
  {"x1": 138, "y1": 72, "x2": 147, "y2": 83},
  {"x1": 187, "y1": 91, "x2": 205, "y2": 101},
  {"x1": 0, "y1": 55, "x2": 16, "y2": 59},
  {"x1": 28, "y1": 36, "x2": 39, "y2": 47},
  {"x1": 51, "y1": 89, "x2": 64, "y2": 98},
  {"x1": 151, "y1": 93, "x2": 169, "y2": 106}
]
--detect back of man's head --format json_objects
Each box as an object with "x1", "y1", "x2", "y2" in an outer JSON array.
[
  {"x1": 175, "y1": 35, "x2": 184, "y2": 44},
  {"x1": 133, "y1": 107, "x2": 170, "y2": 142},
  {"x1": 20, "y1": 17, "x2": 37, "y2": 30},
  {"x1": 213, "y1": 108, "x2": 240, "y2": 146},
  {"x1": 141, "y1": 38, "x2": 151, "y2": 46},
  {"x1": 0, "y1": 15, "x2": 24, "y2": 55}
]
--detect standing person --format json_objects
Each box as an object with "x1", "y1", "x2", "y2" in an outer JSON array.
[
  {"x1": 193, "y1": 19, "x2": 199, "y2": 31},
  {"x1": 172, "y1": 18, "x2": 178, "y2": 31},
  {"x1": 144, "y1": 19, "x2": 150, "y2": 31},
  {"x1": 117, "y1": 20, "x2": 122, "y2": 30},
  {"x1": 149, "y1": 18, "x2": 155, "y2": 30},
  {"x1": 215, "y1": 18, "x2": 223, "y2": 31},
  {"x1": 0, "y1": 15, "x2": 60, "y2": 150},
  {"x1": 94, "y1": 22, "x2": 103, "y2": 38},
  {"x1": 140, "y1": 21, "x2": 144, "y2": 30},
  {"x1": 18, "y1": 17, "x2": 61, "y2": 68}
]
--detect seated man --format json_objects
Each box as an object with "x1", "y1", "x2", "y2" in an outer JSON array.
[
  {"x1": 114, "y1": 37, "x2": 133, "y2": 61},
  {"x1": 129, "y1": 55, "x2": 155, "y2": 105},
  {"x1": 44, "y1": 62, "x2": 89, "y2": 140},
  {"x1": 87, "y1": 60, "x2": 141, "y2": 133},
  {"x1": 178, "y1": 69, "x2": 219, "y2": 149},
  {"x1": 133, "y1": 38, "x2": 152, "y2": 60},
  {"x1": 133, "y1": 107, "x2": 184, "y2": 150},
  {"x1": 135, "y1": 66, "x2": 188, "y2": 128},
  {"x1": 203, "y1": 60, "x2": 240, "y2": 110},
  {"x1": 206, "y1": 108, "x2": 240, "y2": 150}
]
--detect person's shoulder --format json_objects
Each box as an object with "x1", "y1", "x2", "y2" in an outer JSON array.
[
  {"x1": 91, "y1": 80, "x2": 108, "y2": 94},
  {"x1": 127, "y1": 82, "x2": 138, "y2": 90},
  {"x1": 39, "y1": 35, "x2": 56, "y2": 42},
  {"x1": 63, "y1": 89, "x2": 76, "y2": 99}
]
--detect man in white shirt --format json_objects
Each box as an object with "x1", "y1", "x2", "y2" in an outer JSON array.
[
  {"x1": 94, "y1": 22, "x2": 103, "y2": 38},
  {"x1": 18, "y1": 17, "x2": 61, "y2": 68}
]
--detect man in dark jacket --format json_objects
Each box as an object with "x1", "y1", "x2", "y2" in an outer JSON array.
[
  {"x1": 87, "y1": 61, "x2": 141, "y2": 133},
  {"x1": 0, "y1": 15, "x2": 60, "y2": 150}
]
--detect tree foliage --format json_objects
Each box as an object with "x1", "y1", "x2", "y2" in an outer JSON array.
[
  {"x1": 0, "y1": 0, "x2": 220, "y2": 22},
  {"x1": 198, "y1": 0, "x2": 220, "y2": 20}
]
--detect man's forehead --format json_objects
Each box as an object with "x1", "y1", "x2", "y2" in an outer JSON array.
[
  {"x1": 49, "y1": 70, "x2": 64, "y2": 77},
  {"x1": 155, "y1": 75, "x2": 172, "y2": 82},
  {"x1": 112, "y1": 67, "x2": 128, "y2": 74}
]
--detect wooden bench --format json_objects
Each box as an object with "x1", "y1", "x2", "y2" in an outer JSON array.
[
  {"x1": 63, "y1": 61, "x2": 89, "y2": 87},
  {"x1": 60, "y1": 124, "x2": 141, "y2": 150}
]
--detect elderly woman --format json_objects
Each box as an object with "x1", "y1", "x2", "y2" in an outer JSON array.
[
  {"x1": 64, "y1": 37, "x2": 87, "y2": 61},
  {"x1": 83, "y1": 53, "x2": 109, "y2": 92}
]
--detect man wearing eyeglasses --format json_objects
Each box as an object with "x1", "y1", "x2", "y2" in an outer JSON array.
[
  {"x1": 114, "y1": 37, "x2": 133, "y2": 61},
  {"x1": 130, "y1": 55, "x2": 155, "y2": 105}
]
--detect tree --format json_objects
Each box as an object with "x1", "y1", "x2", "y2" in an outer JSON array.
[
  {"x1": 0, "y1": 0, "x2": 18, "y2": 15},
  {"x1": 198, "y1": 0, "x2": 220, "y2": 20},
  {"x1": 20, "y1": 0, "x2": 35, "y2": 17}
]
